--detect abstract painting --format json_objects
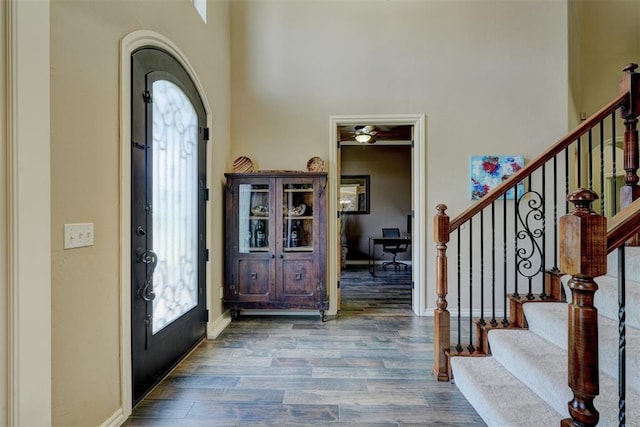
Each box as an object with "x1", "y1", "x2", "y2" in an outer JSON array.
[{"x1": 469, "y1": 155, "x2": 524, "y2": 200}]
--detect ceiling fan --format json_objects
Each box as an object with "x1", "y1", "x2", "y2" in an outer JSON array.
[
  {"x1": 339, "y1": 125, "x2": 409, "y2": 144},
  {"x1": 353, "y1": 125, "x2": 377, "y2": 144}
]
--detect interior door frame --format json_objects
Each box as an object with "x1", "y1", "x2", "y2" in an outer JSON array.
[
  {"x1": 329, "y1": 114, "x2": 426, "y2": 316},
  {"x1": 119, "y1": 30, "x2": 212, "y2": 419}
]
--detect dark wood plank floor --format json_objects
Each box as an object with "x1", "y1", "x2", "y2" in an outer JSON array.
[{"x1": 123, "y1": 266, "x2": 485, "y2": 426}]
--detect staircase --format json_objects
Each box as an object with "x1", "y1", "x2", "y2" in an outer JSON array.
[
  {"x1": 451, "y1": 248, "x2": 640, "y2": 426},
  {"x1": 433, "y1": 63, "x2": 640, "y2": 426}
]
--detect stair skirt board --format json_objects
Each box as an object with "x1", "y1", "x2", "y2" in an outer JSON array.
[{"x1": 450, "y1": 271, "x2": 640, "y2": 427}]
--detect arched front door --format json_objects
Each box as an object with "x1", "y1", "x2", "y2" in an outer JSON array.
[{"x1": 130, "y1": 47, "x2": 208, "y2": 404}]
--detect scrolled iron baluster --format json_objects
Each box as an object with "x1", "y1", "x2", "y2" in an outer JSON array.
[{"x1": 515, "y1": 190, "x2": 545, "y2": 300}]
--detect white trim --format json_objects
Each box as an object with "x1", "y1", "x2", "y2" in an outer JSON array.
[
  {"x1": 6, "y1": 0, "x2": 52, "y2": 425},
  {"x1": 119, "y1": 30, "x2": 213, "y2": 419},
  {"x1": 191, "y1": 0, "x2": 207, "y2": 24},
  {"x1": 329, "y1": 114, "x2": 427, "y2": 316},
  {"x1": 207, "y1": 313, "x2": 232, "y2": 339},
  {"x1": 100, "y1": 409, "x2": 126, "y2": 427}
]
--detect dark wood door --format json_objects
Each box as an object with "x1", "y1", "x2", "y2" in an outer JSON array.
[
  {"x1": 131, "y1": 47, "x2": 208, "y2": 405},
  {"x1": 225, "y1": 179, "x2": 276, "y2": 307},
  {"x1": 277, "y1": 176, "x2": 326, "y2": 309}
]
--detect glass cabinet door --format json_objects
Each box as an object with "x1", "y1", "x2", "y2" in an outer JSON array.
[
  {"x1": 282, "y1": 182, "x2": 314, "y2": 252},
  {"x1": 238, "y1": 183, "x2": 270, "y2": 253}
]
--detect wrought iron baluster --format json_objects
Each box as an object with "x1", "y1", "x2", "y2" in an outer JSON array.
[
  {"x1": 552, "y1": 155, "x2": 560, "y2": 272},
  {"x1": 565, "y1": 146, "x2": 570, "y2": 213},
  {"x1": 527, "y1": 177, "x2": 534, "y2": 300},
  {"x1": 540, "y1": 165, "x2": 547, "y2": 299},
  {"x1": 502, "y1": 197, "x2": 509, "y2": 326},
  {"x1": 588, "y1": 129, "x2": 594, "y2": 190},
  {"x1": 456, "y1": 229, "x2": 462, "y2": 352},
  {"x1": 479, "y1": 210, "x2": 485, "y2": 326},
  {"x1": 468, "y1": 218, "x2": 475, "y2": 353},
  {"x1": 600, "y1": 120, "x2": 606, "y2": 216},
  {"x1": 618, "y1": 245, "x2": 626, "y2": 426},
  {"x1": 513, "y1": 184, "x2": 520, "y2": 299},
  {"x1": 516, "y1": 176, "x2": 544, "y2": 301},
  {"x1": 612, "y1": 114, "x2": 617, "y2": 215},
  {"x1": 491, "y1": 202, "x2": 497, "y2": 326},
  {"x1": 577, "y1": 136, "x2": 582, "y2": 188}
]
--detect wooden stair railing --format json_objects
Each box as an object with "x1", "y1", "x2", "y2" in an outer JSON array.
[
  {"x1": 559, "y1": 189, "x2": 607, "y2": 427},
  {"x1": 561, "y1": 64, "x2": 639, "y2": 427},
  {"x1": 433, "y1": 63, "x2": 640, "y2": 384},
  {"x1": 558, "y1": 190, "x2": 640, "y2": 427}
]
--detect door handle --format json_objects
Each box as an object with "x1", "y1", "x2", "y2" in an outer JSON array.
[{"x1": 136, "y1": 248, "x2": 158, "y2": 302}]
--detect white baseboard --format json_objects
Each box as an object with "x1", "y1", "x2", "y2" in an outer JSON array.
[
  {"x1": 208, "y1": 311, "x2": 232, "y2": 339},
  {"x1": 101, "y1": 408, "x2": 126, "y2": 427}
]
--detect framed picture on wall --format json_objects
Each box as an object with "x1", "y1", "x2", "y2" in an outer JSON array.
[
  {"x1": 469, "y1": 155, "x2": 524, "y2": 200},
  {"x1": 340, "y1": 175, "x2": 370, "y2": 214}
]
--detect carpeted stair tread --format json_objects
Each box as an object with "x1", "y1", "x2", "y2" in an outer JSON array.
[
  {"x1": 451, "y1": 254, "x2": 640, "y2": 427},
  {"x1": 523, "y1": 302, "x2": 567, "y2": 349},
  {"x1": 488, "y1": 329, "x2": 571, "y2": 417},
  {"x1": 608, "y1": 246, "x2": 640, "y2": 283},
  {"x1": 524, "y1": 301, "x2": 640, "y2": 394},
  {"x1": 450, "y1": 356, "x2": 562, "y2": 427},
  {"x1": 487, "y1": 329, "x2": 640, "y2": 426},
  {"x1": 561, "y1": 274, "x2": 640, "y2": 329}
]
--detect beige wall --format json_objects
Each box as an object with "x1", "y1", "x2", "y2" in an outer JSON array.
[
  {"x1": 231, "y1": 0, "x2": 570, "y2": 312},
  {"x1": 50, "y1": 0, "x2": 231, "y2": 425},
  {"x1": 568, "y1": 0, "x2": 584, "y2": 130},
  {"x1": 580, "y1": 0, "x2": 640, "y2": 114}
]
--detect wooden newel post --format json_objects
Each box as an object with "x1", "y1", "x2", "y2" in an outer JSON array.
[
  {"x1": 433, "y1": 204, "x2": 451, "y2": 381},
  {"x1": 559, "y1": 189, "x2": 607, "y2": 427},
  {"x1": 619, "y1": 63, "x2": 640, "y2": 211}
]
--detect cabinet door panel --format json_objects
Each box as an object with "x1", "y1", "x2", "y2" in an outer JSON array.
[
  {"x1": 281, "y1": 259, "x2": 315, "y2": 297},
  {"x1": 237, "y1": 259, "x2": 273, "y2": 300}
]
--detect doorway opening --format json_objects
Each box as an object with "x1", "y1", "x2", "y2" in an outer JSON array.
[{"x1": 328, "y1": 115, "x2": 426, "y2": 316}]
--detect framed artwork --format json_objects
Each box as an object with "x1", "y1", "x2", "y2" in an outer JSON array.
[
  {"x1": 340, "y1": 175, "x2": 370, "y2": 214},
  {"x1": 469, "y1": 155, "x2": 524, "y2": 200}
]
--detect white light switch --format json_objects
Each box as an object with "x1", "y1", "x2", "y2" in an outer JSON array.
[{"x1": 64, "y1": 223, "x2": 94, "y2": 249}]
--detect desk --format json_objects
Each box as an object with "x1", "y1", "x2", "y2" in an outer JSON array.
[{"x1": 368, "y1": 236, "x2": 411, "y2": 276}]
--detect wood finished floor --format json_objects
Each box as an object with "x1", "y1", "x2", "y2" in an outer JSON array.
[{"x1": 123, "y1": 266, "x2": 486, "y2": 426}]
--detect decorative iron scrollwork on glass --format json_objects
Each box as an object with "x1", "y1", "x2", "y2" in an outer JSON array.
[{"x1": 136, "y1": 248, "x2": 158, "y2": 302}]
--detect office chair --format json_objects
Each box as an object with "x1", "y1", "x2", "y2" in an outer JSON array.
[{"x1": 381, "y1": 228, "x2": 408, "y2": 271}]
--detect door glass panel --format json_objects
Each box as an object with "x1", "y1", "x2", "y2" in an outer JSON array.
[
  {"x1": 282, "y1": 183, "x2": 314, "y2": 252},
  {"x1": 151, "y1": 79, "x2": 198, "y2": 334},
  {"x1": 240, "y1": 183, "x2": 270, "y2": 253}
]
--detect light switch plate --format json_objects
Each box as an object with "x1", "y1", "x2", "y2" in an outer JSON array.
[{"x1": 64, "y1": 223, "x2": 94, "y2": 249}]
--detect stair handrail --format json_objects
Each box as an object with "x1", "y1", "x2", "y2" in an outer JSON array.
[
  {"x1": 607, "y1": 196, "x2": 640, "y2": 251},
  {"x1": 449, "y1": 63, "x2": 637, "y2": 232},
  {"x1": 449, "y1": 92, "x2": 628, "y2": 232}
]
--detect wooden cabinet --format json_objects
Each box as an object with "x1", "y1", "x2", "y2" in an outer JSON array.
[{"x1": 224, "y1": 172, "x2": 328, "y2": 320}]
